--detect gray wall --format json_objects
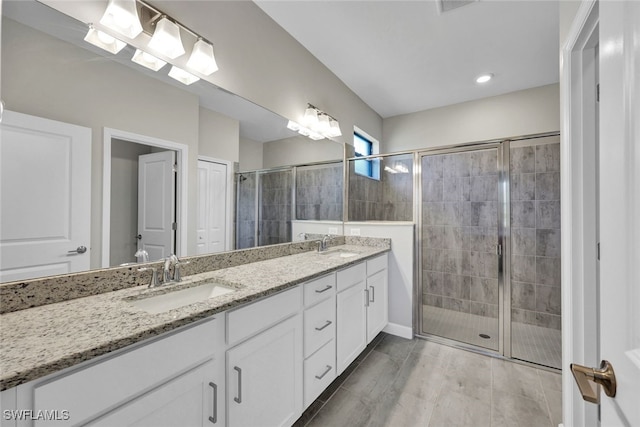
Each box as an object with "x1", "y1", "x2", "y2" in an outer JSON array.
[
  {"x1": 239, "y1": 138, "x2": 263, "y2": 171},
  {"x1": 236, "y1": 173, "x2": 257, "y2": 250},
  {"x1": 262, "y1": 136, "x2": 344, "y2": 169},
  {"x1": 259, "y1": 170, "x2": 293, "y2": 246},
  {"x1": 510, "y1": 142, "x2": 561, "y2": 330},
  {"x1": 295, "y1": 164, "x2": 343, "y2": 221},
  {"x1": 382, "y1": 84, "x2": 560, "y2": 153}
]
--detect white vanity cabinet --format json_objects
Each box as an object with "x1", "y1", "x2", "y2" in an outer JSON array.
[
  {"x1": 336, "y1": 254, "x2": 389, "y2": 374},
  {"x1": 11, "y1": 317, "x2": 225, "y2": 427},
  {"x1": 225, "y1": 287, "x2": 303, "y2": 427}
]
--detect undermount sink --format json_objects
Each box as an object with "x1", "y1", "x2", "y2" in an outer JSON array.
[
  {"x1": 319, "y1": 248, "x2": 358, "y2": 258},
  {"x1": 128, "y1": 283, "x2": 235, "y2": 314}
]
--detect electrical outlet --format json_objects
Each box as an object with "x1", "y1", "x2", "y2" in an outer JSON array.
[
  {"x1": 350, "y1": 228, "x2": 360, "y2": 236},
  {"x1": 328, "y1": 227, "x2": 338, "y2": 235}
]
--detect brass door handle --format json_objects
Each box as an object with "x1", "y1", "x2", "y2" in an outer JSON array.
[{"x1": 570, "y1": 360, "x2": 617, "y2": 403}]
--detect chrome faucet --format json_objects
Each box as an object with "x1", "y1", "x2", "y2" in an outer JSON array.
[
  {"x1": 318, "y1": 235, "x2": 332, "y2": 252},
  {"x1": 163, "y1": 254, "x2": 184, "y2": 284}
]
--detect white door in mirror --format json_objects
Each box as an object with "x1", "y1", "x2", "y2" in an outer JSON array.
[{"x1": 0, "y1": 111, "x2": 91, "y2": 282}]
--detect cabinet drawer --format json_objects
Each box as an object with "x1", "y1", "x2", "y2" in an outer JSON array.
[
  {"x1": 336, "y1": 262, "x2": 366, "y2": 292},
  {"x1": 304, "y1": 339, "x2": 336, "y2": 409},
  {"x1": 227, "y1": 286, "x2": 302, "y2": 346},
  {"x1": 33, "y1": 317, "x2": 223, "y2": 427},
  {"x1": 303, "y1": 273, "x2": 335, "y2": 307},
  {"x1": 304, "y1": 296, "x2": 336, "y2": 357},
  {"x1": 367, "y1": 253, "x2": 388, "y2": 276}
]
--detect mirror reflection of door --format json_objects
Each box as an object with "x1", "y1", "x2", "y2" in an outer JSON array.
[
  {"x1": 196, "y1": 160, "x2": 228, "y2": 255},
  {"x1": 109, "y1": 140, "x2": 176, "y2": 266}
]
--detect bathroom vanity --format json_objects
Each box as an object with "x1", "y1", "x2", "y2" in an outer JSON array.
[{"x1": 0, "y1": 239, "x2": 389, "y2": 427}]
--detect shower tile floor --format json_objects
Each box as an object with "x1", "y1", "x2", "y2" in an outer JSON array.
[{"x1": 423, "y1": 305, "x2": 562, "y2": 369}]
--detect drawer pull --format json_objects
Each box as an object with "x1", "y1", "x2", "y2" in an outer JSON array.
[
  {"x1": 369, "y1": 285, "x2": 375, "y2": 302},
  {"x1": 364, "y1": 289, "x2": 370, "y2": 307},
  {"x1": 315, "y1": 320, "x2": 332, "y2": 331},
  {"x1": 315, "y1": 285, "x2": 333, "y2": 294},
  {"x1": 234, "y1": 366, "x2": 242, "y2": 404},
  {"x1": 208, "y1": 382, "x2": 218, "y2": 423},
  {"x1": 315, "y1": 365, "x2": 332, "y2": 380}
]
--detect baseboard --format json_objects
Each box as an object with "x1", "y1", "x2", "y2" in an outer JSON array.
[{"x1": 383, "y1": 322, "x2": 413, "y2": 339}]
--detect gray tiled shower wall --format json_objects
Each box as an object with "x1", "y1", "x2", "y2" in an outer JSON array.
[
  {"x1": 259, "y1": 170, "x2": 293, "y2": 246},
  {"x1": 295, "y1": 164, "x2": 343, "y2": 221},
  {"x1": 348, "y1": 155, "x2": 413, "y2": 221},
  {"x1": 236, "y1": 172, "x2": 256, "y2": 249},
  {"x1": 510, "y1": 143, "x2": 561, "y2": 330},
  {"x1": 421, "y1": 149, "x2": 501, "y2": 319}
]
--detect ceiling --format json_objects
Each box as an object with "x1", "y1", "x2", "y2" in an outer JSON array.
[{"x1": 255, "y1": 0, "x2": 560, "y2": 118}]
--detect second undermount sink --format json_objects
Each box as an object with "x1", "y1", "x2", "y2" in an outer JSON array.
[
  {"x1": 128, "y1": 282, "x2": 236, "y2": 314},
  {"x1": 319, "y1": 248, "x2": 358, "y2": 258}
]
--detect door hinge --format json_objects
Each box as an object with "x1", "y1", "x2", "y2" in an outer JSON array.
[
  {"x1": 172, "y1": 222, "x2": 177, "y2": 231},
  {"x1": 596, "y1": 84, "x2": 600, "y2": 102},
  {"x1": 496, "y1": 244, "x2": 502, "y2": 256}
]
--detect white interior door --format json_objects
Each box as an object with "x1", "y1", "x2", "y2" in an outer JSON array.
[
  {"x1": 137, "y1": 151, "x2": 175, "y2": 262},
  {"x1": 196, "y1": 160, "x2": 227, "y2": 255},
  {"x1": 597, "y1": 1, "x2": 640, "y2": 425},
  {"x1": 0, "y1": 111, "x2": 91, "y2": 282}
]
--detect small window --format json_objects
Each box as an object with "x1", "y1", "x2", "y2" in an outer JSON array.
[{"x1": 354, "y1": 131, "x2": 380, "y2": 180}]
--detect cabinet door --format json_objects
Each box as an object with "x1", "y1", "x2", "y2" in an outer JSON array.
[
  {"x1": 336, "y1": 281, "x2": 367, "y2": 375},
  {"x1": 89, "y1": 359, "x2": 222, "y2": 427},
  {"x1": 227, "y1": 315, "x2": 303, "y2": 427},
  {"x1": 366, "y1": 269, "x2": 388, "y2": 343}
]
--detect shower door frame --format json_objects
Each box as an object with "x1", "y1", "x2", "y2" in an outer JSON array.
[{"x1": 414, "y1": 141, "x2": 512, "y2": 358}]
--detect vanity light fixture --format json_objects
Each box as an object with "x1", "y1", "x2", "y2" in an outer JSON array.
[
  {"x1": 148, "y1": 16, "x2": 185, "y2": 59},
  {"x1": 186, "y1": 39, "x2": 218, "y2": 76},
  {"x1": 476, "y1": 73, "x2": 493, "y2": 83},
  {"x1": 99, "y1": 0, "x2": 143, "y2": 39},
  {"x1": 291, "y1": 104, "x2": 342, "y2": 141},
  {"x1": 84, "y1": 24, "x2": 127, "y2": 54},
  {"x1": 168, "y1": 66, "x2": 200, "y2": 85},
  {"x1": 131, "y1": 49, "x2": 167, "y2": 71}
]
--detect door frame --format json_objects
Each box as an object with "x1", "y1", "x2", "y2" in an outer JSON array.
[
  {"x1": 101, "y1": 127, "x2": 188, "y2": 268},
  {"x1": 197, "y1": 155, "x2": 234, "y2": 251},
  {"x1": 560, "y1": 1, "x2": 599, "y2": 426}
]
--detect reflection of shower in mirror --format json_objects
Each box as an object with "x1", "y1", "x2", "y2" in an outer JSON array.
[{"x1": 238, "y1": 174, "x2": 248, "y2": 182}]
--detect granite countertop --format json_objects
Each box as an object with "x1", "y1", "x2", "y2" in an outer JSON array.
[{"x1": 0, "y1": 244, "x2": 389, "y2": 391}]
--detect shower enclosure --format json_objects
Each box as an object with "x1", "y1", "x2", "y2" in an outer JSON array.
[{"x1": 416, "y1": 135, "x2": 561, "y2": 369}]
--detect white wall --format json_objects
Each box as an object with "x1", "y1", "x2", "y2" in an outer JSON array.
[
  {"x1": 382, "y1": 84, "x2": 560, "y2": 153},
  {"x1": 199, "y1": 107, "x2": 240, "y2": 163},
  {"x1": 263, "y1": 136, "x2": 344, "y2": 169},
  {"x1": 344, "y1": 223, "x2": 415, "y2": 339},
  {"x1": 239, "y1": 137, "x2": 263, "y2": 171}
]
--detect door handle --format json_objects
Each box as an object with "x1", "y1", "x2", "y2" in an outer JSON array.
[
  {"x1": 369, "y1": 286, "x2": 375, "y2": 302},
  {"x1": 364, "y1": 289, "x2": 370, "y2": 307},
  {"x1": 67, "y1": 246, "x2": 87, "y2": 254},
  {"x1": 208, "y1": 382, "x2": 217, "y2": 423},
  {"x1": 136, "y1": 234, "x2": 142, "y2": 240},
  {"x1": 315, "y1": 365, "x2": 332, "y2": 380},
  {"x1": 315, "y1": 320, "x2": 332, "y2": 331},
  {"x1": 570, "y1": 360, "x2": 617, "y2": 403},
  {"x1": 315, "y1": 285, "x2": 332, "y2": 293}
]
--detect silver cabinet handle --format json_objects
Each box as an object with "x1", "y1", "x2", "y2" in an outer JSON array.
[
  {"x1": 234, "y1": 366, "x2": 242, "y2": 403},
  {"x1": 315, "y1": 285, "x2": 332, "y2": 293},
  {"x1": 369, "y1": 286, "x2": 375, "y2": 303},
  {"x1": 315, "y1": 365, "x2": 332, "y2": 380},
  {"x1": 315, "y1": 320, "x2": 332, "y2": 331},
  {"x1": 208, "y1": 382, "x2": 217, "y2": 423},
  {"x1": 364, "y1": 289, "x2": 370, "y2": 307},
  {"x1": 67, "y1": 246, "x2": 87, "y2": 254}
]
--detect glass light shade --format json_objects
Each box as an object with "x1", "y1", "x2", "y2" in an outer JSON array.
[
  {"x1": 148, "y1": 17, "x2": 185, "y2": 59},
  {"x1": 131, "y1": 49, "x2": 167, "y2": 71},
  {"x1": 84, "y1": 26, "x2": 126, "y2": 54},
  {"x1": 317, "y1": 114, "x2": 330, "y2": 134},
  {"x1": 308, "y1": 132, "x2": 325, "y2": 141},
  {"x1": 327, "y1": 119, "x2": 342, "y2": 137},
  {"x1": 302, "y1": 107, "x2": 318, "y2": 128},
  {"x1": 168, "y1": 66, "x2": 200, "y2": 85},
  {"x1": 287, "y1": 121, "x2": 301, "y2": 131},
  {"x1": 99, "y1": 0, "x2": 143, "y2": 39},
  {"x1": 297, "y1": 127, "x2": 311, "y2": 137},
  {"x1": 186, "y1": 39, "x2": 218, "y2": 75}
]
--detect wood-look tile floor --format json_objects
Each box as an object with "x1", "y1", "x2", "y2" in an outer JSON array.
[{"x1": 295, "y1": 333, "x2": 562, "y2": 427}]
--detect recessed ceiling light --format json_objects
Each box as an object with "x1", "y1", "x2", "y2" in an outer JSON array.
[{"x1": 476, "y1": 74, "x2": 493, "y2": 84}]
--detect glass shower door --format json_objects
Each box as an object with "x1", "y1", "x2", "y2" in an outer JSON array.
[{"x1": 419, "y1": 147, "x2": 502, "y2": 351}]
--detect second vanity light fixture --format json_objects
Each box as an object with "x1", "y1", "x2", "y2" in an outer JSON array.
[
  {"x1": 287, "y1": 104, "x2": 342, "y2": 141},
  {"x1": 85, "y1": 0, "x2": 218, "y2": 85}
]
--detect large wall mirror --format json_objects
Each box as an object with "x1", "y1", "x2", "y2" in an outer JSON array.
[{"x1": 0, "y1": 0, "x2": 344, "y2": 283}]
